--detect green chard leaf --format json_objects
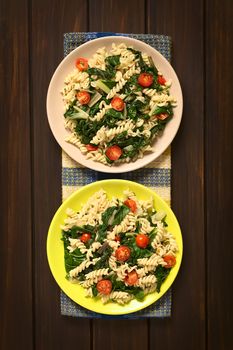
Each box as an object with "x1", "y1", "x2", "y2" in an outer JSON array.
[
  {"x1": 150, "y1": 120, "x2": 168, "y2": 138},
  {"x1": 126, "y1": 99, "x2": 146, "y2": 121},
  {"x1": 63, "y1": 247, "x2": 86, "y2": 273},
  {"x1": 101, "y1": 206, "x2": 118, "y2": 226},
  {"x1": 75, "y1": 119, "x2": 101, "y2": 144},
  {"x1": 64, "y1": 104, "x2": 77, "y2": 118},
  {"x1": 94, "y1": 245, "x2": 113, "y2": 269},
  {"x1": 111, "y1": 205, "x2": 130, "y2": 226},
  {"x1": 92, "y1": 285, "x2": 98, "y2": 297},
  {"x1": 101, "y1": 205, "x2": 130, "y2": 227},
  {"x1": 102, "y1": 80, "x2": 117, "y2": 89},
  {"x1": 155, "y1": 265, "x2": 171, "y2": 293},
  {"x1": 87, "y1": 67, "x2": 114, "y2": 80},
  {"x1": 104, "y1": 108, "x2": 124, "y2": 128},
  {"x1": 120, "y1": 235, "x2": 153, "y2": 266},
  {"x1": 153, "y1": 104, "x2": 174, "y2": 117},
  {"x1": 96, "y1": 224, "x2": 108, "y2": 243},
  {"x1": 105, "y1": 55, "x2": 120, "y2": 67}
]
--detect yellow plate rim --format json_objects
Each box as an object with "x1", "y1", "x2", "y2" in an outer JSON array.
[{"x1": 47, "y1": 179, "x2": 183, "y2": 315}]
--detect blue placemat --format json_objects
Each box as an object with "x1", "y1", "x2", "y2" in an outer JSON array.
[{"x1": 61, "y1": 32, "x2": 172, "y2": 318}]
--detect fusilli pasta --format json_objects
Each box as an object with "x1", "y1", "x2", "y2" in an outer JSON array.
[
  {"x1": 61, "y1": 189, "x2": 179, "y2": 305},
  {"x1": 61, "y1": 43, "x2": 177, "y2": 166}
]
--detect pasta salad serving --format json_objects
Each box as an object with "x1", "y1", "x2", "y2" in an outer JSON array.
[
  {"x1": 61, "y1": 43, "x2": 177, "y2": 166},
  {"x1": 61, "y1": 189, "x2": 178, "y2": 305}
]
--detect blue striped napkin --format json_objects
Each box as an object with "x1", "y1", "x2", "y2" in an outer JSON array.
[{"x1": 61, "y1": 32, "x2": 172, "y2": 318}]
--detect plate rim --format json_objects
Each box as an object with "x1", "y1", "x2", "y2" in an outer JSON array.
[
  {"x1": 46, "y1": 35, "x2": 183, "y2": 174},
  {"x1": 47, "y1": 179, "x2": 183, "y2": 315}
]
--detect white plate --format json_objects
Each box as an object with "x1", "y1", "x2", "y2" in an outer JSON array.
[{"x1": 46, "y1": 36, "x2": 183, "y2": 173}]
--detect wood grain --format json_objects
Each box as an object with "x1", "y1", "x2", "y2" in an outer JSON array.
[
  {"x1": 0, "y1": 0, "x2": 33, "y2": 349},
  {"x1": 205, "y1": 1, "x2": 233, "y2": 349},
  {"x1": 1, "y1": 0, "x2": 233, "y2": 349},
  {"x1": 148, "y1": 1, "x2": 206, "y2": 349},
  {"x1": 93, "y1": 319, "x2": 148, "y2": 350},
  {"x1": 89, "y1": 0, "x2": 145, "y2": 33},
  {"x1": 30, "y1": 1, "x2": 91, "y2": 349}
]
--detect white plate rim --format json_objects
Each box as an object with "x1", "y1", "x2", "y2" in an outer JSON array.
[{"x1": 46, "y1": 36, "x2": 183, "y2": 173}]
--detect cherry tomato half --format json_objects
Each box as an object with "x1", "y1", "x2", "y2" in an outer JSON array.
[
  {"x1": 115, "y1": 246, "x2": 131, "y2": 262},
  {"x1": 163, "y1": 255, "x2": 176, "y2": 268},
  {"x1": 75, "y1": 57, "x2": 88, "y2": 71},
  {"x1": 157, "y1": 75, "x2": 166, "y2": 85},
  {"x1": 96, "y1": 279, "x2": 112, "y2": 295},
  {"x1": 138, "y1": 72, "x2": 154, "y2": 87},
  {"x1": 111, "y1": 96, "x2": 124, "y2": 111},
  {"x1": 76, "y1": 91, "x2": 91, "y2": 105},
  {"x1": 86, "y1": 144, "x2": 98, "y2": 151},
  {"x1": 80, "y1": 233, "x2": 91, "y2": 243},
  {"x1": 136, "y1": 234, "x2": 150, "y2": 249},
  {"x1": 124, "y1": 270, "x2": 138, "y2": 286},
  {"x1": 124, "y1": 199, "x2": 137, "y2": 213},
  {"x1": 105, "y1": 145, "x2": 123, "y2": 161},
  {"x1": 156, "y1": 113, "x2": 169, "y2": 120}
]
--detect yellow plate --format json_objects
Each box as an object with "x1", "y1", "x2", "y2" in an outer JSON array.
[{"x1": 47, "y1": 179, "x2": 183, "y2": 315}]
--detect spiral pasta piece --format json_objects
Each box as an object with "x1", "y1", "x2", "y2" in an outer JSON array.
[
  {"x1": 109, "y1": 43, "x2": 128, "y2": 55},
  {"x1": 63, "y1": 189, "x2": 109, "y2": 230},
  {"x1": 143, "y1": 284, "x2": 157, "y2": 295},
  {"x1": 88, "y1": 47, "x2": 107, "y2": 70},
  {"x1": 137, "y1": 275, "x2": 157, "y2": 288},
  {"x1": 69, "y1": 260, "x2": 94, "y2": 279},
  {"x1": 89, "y1": 105, "x2": 112, "y2": 122},
  {"x1": 106, "y1": 78, "x2": 127, "y2": 99},
  {"x1": 105, "y1": 120, "x2": 135, "y2": 141},
  {"x1": 142, "y1": 88, "x2": 158, "y2": 97},
  {"x1": 138, "y1": 217, "x2": 154, "y2": 234},
  {"x1": 67, "y1": 238, "x2": 88, "y2": 254},
  {"x1": 123, "y1": 64, "x2": 140, "y2": 79},
  {"x1": 86, "y1": 150, "x2": 109, "y2": 165},
  {"x1": 65, "y1": 134, "x2": 88, "y2": 154},
  {"x1": 85, "y1": 268, "x2": 109, "y2": 281},
  {"x1": 142, "y1": 52, "x2": 151, "y2": 66},
  {"x1": 151, "y1": 222, "x2": 166, "y2": 249},
  {"x1": 85, "y1": 287, "x2": 93, "y2": 297},
  {"x1": 64, "y1": 119, "x2": 76, "y2": 132},
  {"x1": 86, "y1": 241, "x2": 102, "y2": 259},
  {"x1": 107, "y1": 211, "x2": 137, "y2": 240},
  {"x1": 109, "y1": 254, "x2": 117, "y2": 270},
  {"x1": 109, "y1": 291, "x2": 133, "y2": 305},
  {"x1": 137, "y1": 254, "x2": 166, "y2": 268}
]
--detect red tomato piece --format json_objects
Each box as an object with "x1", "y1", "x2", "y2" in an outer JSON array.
[
  {"x1": 157, "y1": 75, "x2": 166, "y2": 85},
  {"x1": 156, "y1": 113, "x2": 169, "y2": 120},
  {"x1": 135, "y1": 234, "x2": 150, "y2": 249},
  {"x1": 163, "y1": 255, "x2": 176, "y2": 268},
  {"x1": 96, "y1": 279, "x2": 112, "y2": 295},
  {"x1": 115, "y1": 235, "x2": 121, "y2": 242},
  {"x1": 76, "y1": 91, "x2": 91, "y2": 105},
  {"x1": 124, "y1": 199, "x2": 137, "y2": 213},
  {"x1": 138, "y1": 72, "x2": 154, "y2": 87},
  {"x1": 115, "y1": 246, "x2": 131, "y2": 262},
  {"x1": 86, "y1": 144, "x2": 98, "y2": 151},
  {"x1": 124, "y1": 270, "x2": 138, "y2": 286},
  {"x1": 75, "y1": 57, "x2": 88, "y2": 71},
  {"x1": 111, "y1": 96, "x2": 124, "y2": 111},
  {"x1": 80, "y1": 233, "x2": 91, "y2": 243},
  {"x1": 105, "y1": 145, "x2": 123, "y2": 161}
]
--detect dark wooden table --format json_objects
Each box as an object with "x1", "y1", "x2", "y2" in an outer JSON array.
[{"x1": 1, "y1": 0, "x2": 233, "y2": 349}]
